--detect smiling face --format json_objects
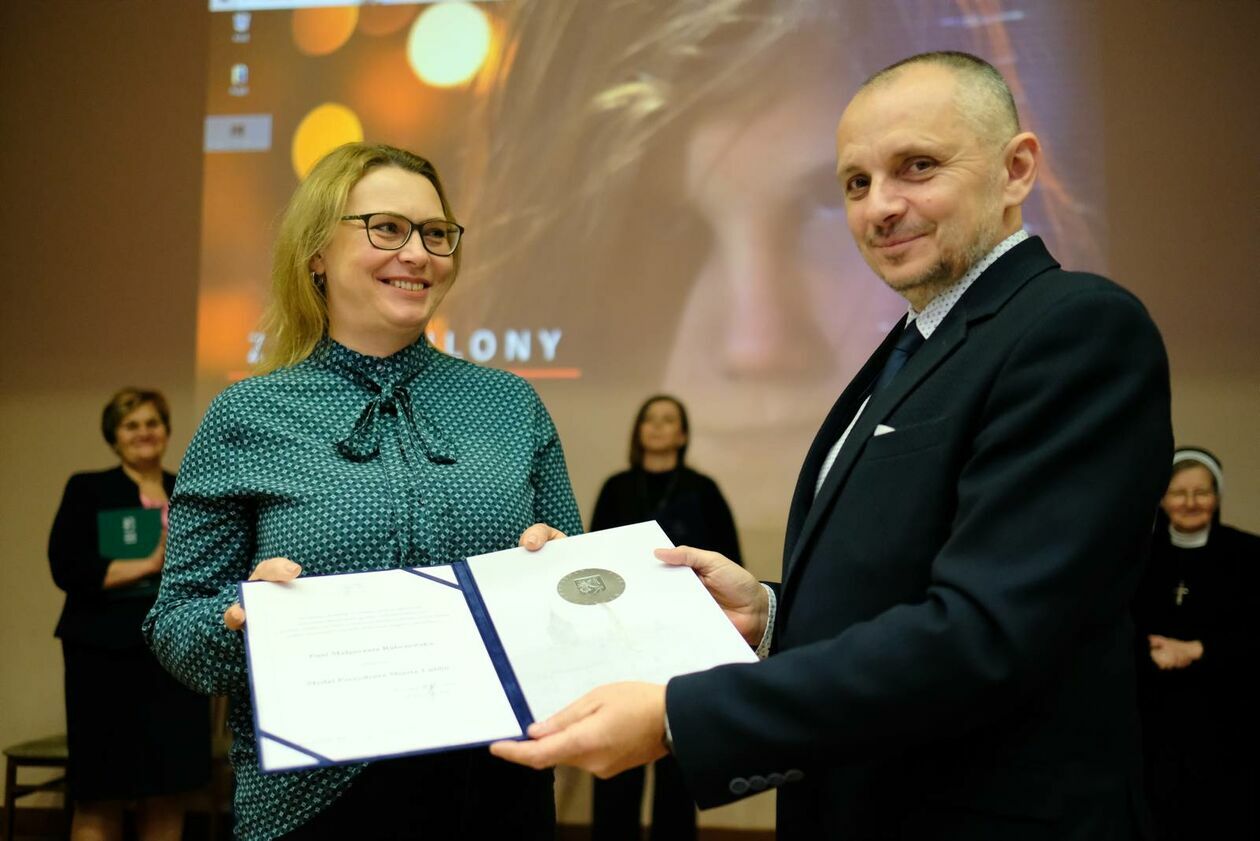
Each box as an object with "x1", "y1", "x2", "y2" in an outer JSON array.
[
  {"x1": 113, "y1": 402, "x2": 169, "y2": 469},
  {"x1": 311, "y1": 165, "x2": 457, "y2": 357},
  {"x1": 835, "y1": 63, "x2": 1033, "y2": 309},
  {"x1": 1162, "y1": 464, "x2": 1219, "y2": 533}
]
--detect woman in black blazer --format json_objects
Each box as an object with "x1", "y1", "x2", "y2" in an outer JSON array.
[{"x1": 48, "y1": 388, "x2": 208, "y2": 841}]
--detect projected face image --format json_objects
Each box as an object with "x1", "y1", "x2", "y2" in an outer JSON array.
[
  {"x1": 312, "y1": 166, "x2": 456, "y2": 356},
  {"x1": 659, "y1": 77, "x2": 904, "y2": 483},
  {"x1": 449, "y1": 2, "x2": 1107, "y2": 526}
]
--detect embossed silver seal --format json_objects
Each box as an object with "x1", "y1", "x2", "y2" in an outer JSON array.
[{"x1": 557, "y1": 568, "x2": 626, "y2": 605}]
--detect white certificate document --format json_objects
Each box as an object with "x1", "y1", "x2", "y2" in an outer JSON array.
[
  {"x1": 241, "y1": 566, "x2": 523, "y2": 772},
  {"x1": 240, "y1": 521, "x2": 757, "y2": 772},
  {"x1": 466, "y1": 521, "x2": 759, "y2": 721}
]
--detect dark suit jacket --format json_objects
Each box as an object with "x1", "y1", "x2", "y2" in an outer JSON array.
[
  {"x1": 666, "y1": 237, "x2": 1172, "y2": 840},
  {"x1": 49, "y1": 465, "x2": 175, "y2": 648}
]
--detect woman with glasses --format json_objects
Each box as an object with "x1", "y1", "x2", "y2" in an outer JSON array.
[
  {"x1": 1132, "y1": 447, "x2": 1259, "y2": 840},
  {"x1": 143, "y1": 143, "x2": 581, "y2": 840}
]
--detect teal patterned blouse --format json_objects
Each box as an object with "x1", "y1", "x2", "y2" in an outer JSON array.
[{"x1": 142, "y1": 337, "x2": 582, "y2": 840}]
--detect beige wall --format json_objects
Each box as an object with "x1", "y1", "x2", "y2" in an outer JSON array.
[
  {"x1": 1101, "y1": 1, "x2": 1260, "y2": 522},
  {"x1": 1, "y1": 0, "x2": 206, "y2": 766},
  {"x1": 2, "y1": 0, "x2": 1257, "y2": 828}
]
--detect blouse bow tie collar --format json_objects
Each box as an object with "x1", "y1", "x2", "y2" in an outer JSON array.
[{"x1": 316, "y1": 338, "x2": 458, "y2": 465}]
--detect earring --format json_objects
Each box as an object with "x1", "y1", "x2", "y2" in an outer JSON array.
[{"x1": 311, "y1": 271, "x2": 325, "y2": 288}]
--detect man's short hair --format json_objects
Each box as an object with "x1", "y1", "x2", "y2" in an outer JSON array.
[{"x1": 862, "y1": 51, "x2": 1020, "y2": 146}]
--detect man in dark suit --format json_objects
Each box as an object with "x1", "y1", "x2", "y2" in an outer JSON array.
[{"x1": 495, "y1": 51, "x2": 1171, "y2": 840}]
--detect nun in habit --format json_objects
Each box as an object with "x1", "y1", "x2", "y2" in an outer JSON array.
[{"x1": 1132, "y1": 447, "x2": 1259, "y2": 841}]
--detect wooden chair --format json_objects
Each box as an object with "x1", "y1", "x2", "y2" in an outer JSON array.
[
  {"x1": 2, "y1": 734, "x2": 71, "y2": 841},
  {"x1": 4, "y1": 702, "x2": 232, "y2": 840}
]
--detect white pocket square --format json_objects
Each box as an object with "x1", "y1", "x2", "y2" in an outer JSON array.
[{"x1": 873, "y1": 424, "x2": 896, "y2": 437}]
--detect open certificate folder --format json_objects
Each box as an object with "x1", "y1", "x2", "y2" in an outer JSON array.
[{"x1": 240, "y1": 521, "x2": 758, "y2": 772}]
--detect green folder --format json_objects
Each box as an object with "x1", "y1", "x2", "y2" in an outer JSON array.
[{"x1": 97, "y1": 507, "x2": 162, "y2": 559}]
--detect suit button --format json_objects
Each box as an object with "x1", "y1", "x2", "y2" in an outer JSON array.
[
  {"x1": 767, "y1": 773, "x2": 786, "y2": 787},
  {"x1": 784, "y1": 769, "x2": 805, "y2": 783},
  {"x1": 748, "y1": 775, "x2": 768, "y2": 792},
  {"x1": 728, "y1": 777, "x2": 750, "y2": 795}
]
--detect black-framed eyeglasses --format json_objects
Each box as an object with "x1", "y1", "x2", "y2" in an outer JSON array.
[{"x1": 340, "y1": 212, "x2": 465, "y2": 257}]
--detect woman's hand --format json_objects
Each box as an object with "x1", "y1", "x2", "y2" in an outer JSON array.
[
  {"x1": 654, "y1": 546, "x2": 769, "y2": 646},
  {"x1": 223, "y1": 557, "x2": 302, "y2": 631},
  {"x1": 102, "y1": 531, "x2": 167, "y2": 589},
  {"x1": 1148, "y1": 634, "x2": 1204, "y2": 670},
  {"x1": 519, "y1": 523, "x2": 567, "y2": 551}
]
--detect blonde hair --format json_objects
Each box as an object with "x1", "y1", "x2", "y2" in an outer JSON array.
[{"x1": 257, "y1": 143, "x2": 460, "y2": 372}]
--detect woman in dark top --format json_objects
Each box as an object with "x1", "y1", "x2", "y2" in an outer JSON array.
[
  {"x1": 1133, "y1": 447, "x2": 1259, "y2": 841},
  {"x1": 591, "y1": 394, "x2": 741, "y2": 841},
  {"x1": 48, "y1": 388, "x2": 209, "y2": 841}
]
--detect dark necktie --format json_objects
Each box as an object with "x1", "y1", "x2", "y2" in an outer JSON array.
[{"x1": 871, "y1": 321, "x2": 926, "y2": 394}]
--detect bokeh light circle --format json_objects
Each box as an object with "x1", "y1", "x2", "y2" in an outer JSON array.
[
  {"x1": 292, "y1": 7, "x2": 359, "y2": 56},
  {"x1": 407, "y1": 2, "x2": 492, "y2": 88},
  {"x1": 291, "y1": 103, "x2": 364, "y2": 180}
]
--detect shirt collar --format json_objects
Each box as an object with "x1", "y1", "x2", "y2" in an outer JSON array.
[
  {"x1": 908, "y1": 229, "x2": 1029, "y2": 339},
  {"x1": 311, "y1": 335, "x2": 433, "y2": 392},
  {"x1": 1169, "y1": 524, "x2": 1210, "y2": 549}
]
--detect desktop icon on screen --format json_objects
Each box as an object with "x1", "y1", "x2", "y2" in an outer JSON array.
[
  {"x1": 232, "y1": 11, "x2": 252, "y2": 43},
  {"x1": 229, "y1": 63, "x2": 249, "y2": 96}
]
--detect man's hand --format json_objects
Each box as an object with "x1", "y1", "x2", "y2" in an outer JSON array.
[
  {"x1": 223, "y1": 557, "x2": 302, "y2": 631},
  {"x1": 655, "y1": 546, "x2": 769, "y2": 645},
  {"x1": 1148, "y1": 634, "x2": 1204, "y2": 670},
  {"x1": 519, "y1": 523, "x2": 567, "y2": 551},
  {"x1": 490, "y1": 682, "x2": 668, "y2": 778}
]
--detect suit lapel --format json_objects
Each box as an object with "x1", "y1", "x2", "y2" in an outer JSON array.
[
  {"x1": 780, "y1": 236, "x2": 1061, "y2": 590},
  {"x1": 782, "y1": 318, "x2": 905, "y2": 559},
  {"x1": 783, "y1": 315, "x2": 967, "y2": 585}
]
